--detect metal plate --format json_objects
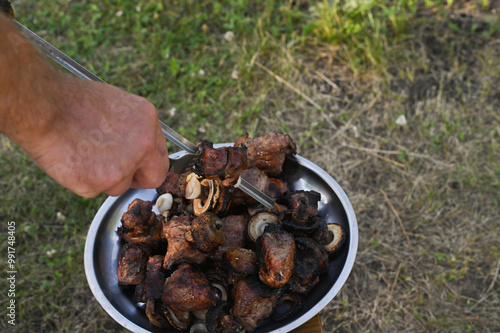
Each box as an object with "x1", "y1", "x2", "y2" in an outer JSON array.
[{"x1": 84, "y1": 145, "x2": 358, "y2": 333}]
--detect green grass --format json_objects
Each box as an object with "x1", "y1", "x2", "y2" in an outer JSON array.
[{"x1": 1, "y1": 0, "x2": 500, "y2": 332}]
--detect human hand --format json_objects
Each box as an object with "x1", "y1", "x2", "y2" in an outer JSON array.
[
  {"x1": 0, "y1": 13, "x2": 169, "y2": 197},
  {"x1": 21, "y1": 76, "x2": 170, "y2": 198}
]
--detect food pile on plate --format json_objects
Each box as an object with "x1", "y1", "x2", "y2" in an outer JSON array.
[{"x1": 116, "y1": 132, "x2": 346, "y2": 332}]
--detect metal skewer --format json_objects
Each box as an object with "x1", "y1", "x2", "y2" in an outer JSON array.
[
  {"x1": 12, "y1": 20, "x2": 198, "y2": 154},
  {"x1": 13, "y1": 19, "x2": 276, "y2": 208}
]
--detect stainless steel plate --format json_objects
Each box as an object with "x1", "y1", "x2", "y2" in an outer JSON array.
[{"x1": 84, "y1": 144, "x2": 358, "y2": 333}]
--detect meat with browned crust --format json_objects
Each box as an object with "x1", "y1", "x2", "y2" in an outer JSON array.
[
  {"x1": 256, "y1": 225, "x2": 295, "y2": 289},
  {"x1": 288, "y1": 237, "x2": 328, "y2": 294},
  {"x1": 285, "y1": 190, "x2": 321, "y2": 223},
  {"x1": 196, "y1": 142, "x2": 228, "y2": 179},
  {"x1": 118, "y1": 199, "x2": 163, "y2": 249},
  {"x1": 235, "y1": 132, "x2": 297, "y2": 176},
  {"x1": 117, "y1": 244, "x2": 149, "y2": 286},
  {"x1": 185, "y1": 212, "x2": 225, "y2": 253},
  {"x1": 231, "y1": 167, "x2": 270, "y2": 206},
  {"x1": 231, "y1": 276, "x2": 279, "y2": 331},
  {"x1": 156, "y1": 170, "x2": 190, "y2": 197},
  {"x1": 212, "y1": 215, "x2": 247, "y2": 261},
  {"x1": 145, "y1": 255, "x2": 167, "y2": 300},
  {"x1": 162, "y1": 216, "x2": 209, "y2": 270},
  {"x1": 162, "y1": 263, "x2": 219, "y2": 313},
  {"x1": 224, "y1": 248, "x2": 258, "y2": 275},
  {"x1": 194, "y1": 141, "x2": 248, "y2": 182}
]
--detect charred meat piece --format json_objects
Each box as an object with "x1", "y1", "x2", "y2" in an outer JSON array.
[
  {"x1": 162, "y1": 216, "x2": 209, "y2": 270},
  {"x1": 205, "y1": 261, "x2": 229, "y2": 286},
  {"x1": 231, "y1": 168, "x2": 270, "y2": 206},
  {"x1": 134, "y1": 281, "x2": 147, "y2": 303},
  {"x1": 225, "y1": 146, "x2": 249, "y2": 181},
  {"x1": 134, "y1": 255, "x2": 165, "y2": 303},
  {"x1": 212, "y1": 215, "x2": 247, "y2": 261},
  {"x1": 267, "y1": 178, "x2": 289, "y2": 200},
  {"x1": 117, "y1": 244, "x2": 149, "y2": 286},
  {"x1": 223, "y1": 248, "x2": 258, "y2": 275},
  {"x1": 162, "y1": 263, "x2": 219, "y2": 313},
  {"x1": 196, "y1": 143, "x2": 228, "y2": 179},
  {"x1": 256, "y1": 225, "x2": 295, "y2": 288},
  {"x1": 231, "y1": 276, "x2": 279, "y2": 332},
  {"x1": 281, "y1": 212, "x2": 320, "y2": 237},
  {"x1": 157, "y1": 170, "x2": 190, "y2": 197},
  {"x1": 284, "y1": 190, "x2": 321, "y2": 223},
  {"x1": 234, "y1": 132, "x2": 296, "y2": 176},
  {"x1": 311, "y1": 216, "x2": 330, "y2": 244},
  {"x1": 232, "y1": 168, "x2": 289, "y2": 207},
  {"x1": 289, "y1": 237, "x2": 328, "y2": 294},
  {"x1": 206, "y1": 301, "x2": 244, "y2": 333},
  {"x1": 118, "y1": 199, "x2": 163, "y2": 249},
  {"x1": 296, "y1": 237, "x2": 328, "y2": 274},
  {"x1": 194, "y1": 140, "x2": 249, "y2": 182},
  {"x1": 145, "y1": 255, "x2": 167, "y2": 300},
  {"x1": 185, "y1": 212, "x2": 225, "y2": 253}
]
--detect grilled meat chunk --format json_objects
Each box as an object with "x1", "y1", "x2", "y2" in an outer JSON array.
[
  {"x1": 162, "y1": 263, "x2": 219, "y2": 313},
  {"x1": 206, "y1": 302, "x2": 244, "y2": 333},
  {"x1": 185, "y1": 212, "x2": 225, "y2": 253},
  {"x1": 285, "y1": 190, "x2": 321, "y2": 223},
  {"x1": 118, "y1": 199, "x2": 163, "y2": 249},
  {"x1": 196, "y1": 141, "x2": 228, "y2": 179},
  {"x1": 145, "y1": 255, "x2": 167, "y2": 300},
  {"x1": 194, "y1": 141, "x2": 249, "y2": 182},
  {"x1": 213, "y1": 215, "x2": 247, "y2": 261},
  {"x1": 256, "y1": 226, "x2": 295, "y2": 288},
  {"x1": 232, "y1": 168, "x2": 289, "y2": 207},
  {"x1": 288, "y1": 237, "x2": 328, "y2": 294},
  {"x1": 135, "y1": 255, "x2": 166, "y2": 303},
  {"x1": 224, "y1": 248, "x2": 258, "y2": 275},
  {"x1": 134, "y1": 280, "x2": 147, "y2": 303},
  {"x1": 225, "y1": 146, "x2": 249, "y2": 181},
  {"x1": 281, "y1": 212, "x2": 320, "y2": 238},
  {"x1": 267, "y1": 178, "x2": 289, "y2": 200},
  {"x1": 157, "y1": 170, "x2": 190, "y2": 197},
  {"x1": 162, "y1": 216, "x2": 209, "y2": 270},
  {"x1": 117, "y1": 244, "x2": 149, "y2": 286},
  {"x1": 231, "y1": 276, "x2": 278, "y2": 332},
  {"x1": 234, "y1": 132, "x2": 296, "y2": 176},
  {"x1": 231, "y1": 168, "x2": 271, "y2": 206}
]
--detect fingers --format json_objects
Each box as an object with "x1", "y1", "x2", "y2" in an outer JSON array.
[
  {"x1": 130, "y1": 125, "x2": 170, "y2": 190},
  {"x1": 104, "y1": 175, "x2": 136, "y2": 197}
]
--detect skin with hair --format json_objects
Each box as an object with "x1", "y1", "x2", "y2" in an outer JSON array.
[{"x1": 0, "y1": 13, "x2": 169, "y2": 197}]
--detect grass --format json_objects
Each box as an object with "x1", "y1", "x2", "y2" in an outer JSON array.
[{"x1": 1, "y1": 0, "x2": 500, "y2": 332}]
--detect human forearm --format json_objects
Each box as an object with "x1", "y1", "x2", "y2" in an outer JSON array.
[{"x1": 0, "y1": 12, "x2": 61, "y2": 144}]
